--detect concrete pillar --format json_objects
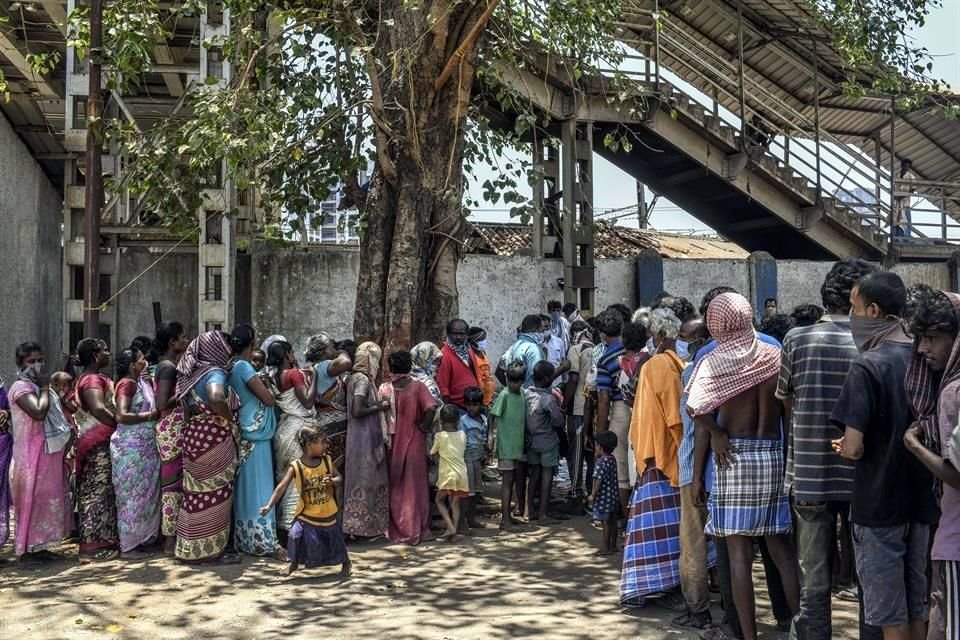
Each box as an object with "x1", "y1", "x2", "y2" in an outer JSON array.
[
  {"x1": 948, "y1": 251, "x2": 960, "y2": 293},
  {"x1": 748, "y1": 251, "x2": 778, "y2": 320},
  {"x1": 634, "y1": 249, "x2": 664, "y2": 310}
]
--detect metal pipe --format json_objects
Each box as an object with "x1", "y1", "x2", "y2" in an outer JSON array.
[
  {"x1": 83, "y1": 0, "x2": 103, "y2": 337},
  {"x1": 942, "y1": 188, "x2": 948, "y2": 240},
  {"x1": 736, "y1": 0, "x2": 747, "y2": 149},
  {"x1": 812, "y1": 39, "x2": 821, "y2": 196},
  {"x1": 653, "y1": 0, "x2": 661, "y2": 89},
  {"x1": 889, "y1": 97, "x2": 897, "y2": 251}
]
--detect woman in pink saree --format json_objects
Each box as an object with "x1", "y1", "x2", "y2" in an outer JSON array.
[
  {"x1": 380, "y1": 350, "x2": 437, "y2": 545},
  {"x1": 9, "y1": 341, "x2": 71, "y2": 559}
]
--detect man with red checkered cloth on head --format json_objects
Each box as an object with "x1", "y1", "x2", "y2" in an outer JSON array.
[{"x1": 687, "y1": 292, "x2": 800, "y2": 640}]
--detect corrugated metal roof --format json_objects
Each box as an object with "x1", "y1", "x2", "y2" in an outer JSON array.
[{"x1": 467, "y1": 221, "x2": 748, "y2": 259}]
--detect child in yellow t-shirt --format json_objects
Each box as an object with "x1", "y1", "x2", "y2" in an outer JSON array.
[
  {"x1": 430, "y1": 405, "x2": 469, "y2": 541},
  {"x1": 261, "y1": 425, "x2": 351, "y2": 577}
]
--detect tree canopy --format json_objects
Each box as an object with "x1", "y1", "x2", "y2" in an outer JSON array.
[{"x1": 3, "y1": 0, "x2": 953, "y2": 342}]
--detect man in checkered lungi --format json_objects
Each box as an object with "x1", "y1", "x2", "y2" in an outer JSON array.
[{"x1": 687, "y1": 292, "x2": 800, "y2": 640}]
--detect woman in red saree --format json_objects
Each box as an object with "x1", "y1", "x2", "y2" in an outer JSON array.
[
  {"x1": 74, "y1": 338, "x2": 120, "y2": 562},
  {"x1": 380, "y1": 350, "x2": 438, "y2": 545},
  {"x1": 173, "y1": 331, "x2": 239, "y2": 564}
]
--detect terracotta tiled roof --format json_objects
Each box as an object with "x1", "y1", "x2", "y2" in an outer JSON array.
[{"x1": 466, "y1": 221, "x2": 748, "y2": 260}]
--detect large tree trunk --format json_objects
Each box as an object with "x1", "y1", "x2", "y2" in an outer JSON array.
[{"x1": 353, "y1": 1, "x2": 487, "y2": 351}]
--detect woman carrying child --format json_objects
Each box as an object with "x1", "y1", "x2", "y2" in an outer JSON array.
[
  {"x1": 269, "y1": 340, "x2": 318, "y2": 538},
  {"x1": 430, "y1": 404, "x2": 470, "y2": 541},
  {"x1": 261, "y1": 425, "x2": 351, "y2": 577},
  {"x1": 228, "y1": 324, "x2": 282, "y2": 558}
]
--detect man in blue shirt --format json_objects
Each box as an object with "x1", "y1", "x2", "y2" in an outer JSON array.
[
  {"x1": 595, "y1": 309, "x2": 630, "y2": 516},
  {"x1": 495, "y1": 314, "x2": 546, "y2": 389}
]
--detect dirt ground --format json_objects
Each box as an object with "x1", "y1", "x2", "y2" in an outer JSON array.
[{"x1": 1, "y1": 498, "x2": 862, "y2": 640}]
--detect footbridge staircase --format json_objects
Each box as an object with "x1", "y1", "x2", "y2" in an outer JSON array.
[{"x1": 491, "y1": 0, "x2": 960, "y2": 263}]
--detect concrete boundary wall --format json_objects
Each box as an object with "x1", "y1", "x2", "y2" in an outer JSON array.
[
  {"x1": 110, "y1": 243, "x2": 953, "y2": 367},
  {"x1": 0, "y1": 113, "x2": 63, "y2": 377}
]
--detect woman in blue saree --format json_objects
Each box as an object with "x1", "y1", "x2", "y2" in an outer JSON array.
[{"x1": 227, "y1": 324, "x2": 283, "y2": 558}]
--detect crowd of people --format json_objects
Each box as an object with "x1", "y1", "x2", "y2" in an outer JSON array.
[{"x1": 1, "y1": 259, "x2": 959, "y2": 639}]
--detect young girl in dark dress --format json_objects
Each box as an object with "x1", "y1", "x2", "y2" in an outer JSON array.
[
  {"x1": 261, "y1": 425, "x2": 351, "y2": 577},
  {"x1": 588, "y1": 431, "x2": 620, "y2": 555}
]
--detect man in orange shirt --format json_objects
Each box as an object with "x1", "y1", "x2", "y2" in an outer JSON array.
[
  {"x1": 468, "y1": 326, "x2": 495, "y2": 406},
  {"x1": 620, "y1": 308, "x2": 687, "y2": 609}
]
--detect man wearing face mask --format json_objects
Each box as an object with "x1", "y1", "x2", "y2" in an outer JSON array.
[
  {"x1": 621, "y1": 307, "x2": 691, "y2": 610},
  {"x1": 777, "y1": 258, "x2": 880, "y2": 640},
  {"x1": 595, "y1": 309, "x2": 632, "y2": 519},
  {"x1": 496, "y1": 315, "x2": 548, "y2": 390},
  {"x1": 436, "y1": 319, "x2": 481, "y2": 411},
  {"x1": 468, "y1": 327, "x2": 494, "y2": 406},
  {"x1": 546, "y1": 302, "x2": 572, "y2": 386},
  {"x1": 674, "y1": 317, "x2": 715, "y2": 630},
  {"x1": 831, "y1": 271, "x2": 937, "y2": 640}
]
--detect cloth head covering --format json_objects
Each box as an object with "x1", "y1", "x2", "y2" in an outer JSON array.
[
  {"x1": 411, "y1": 342, "x2": 441, "y2": 378},
  {"x1": 572, "y1": 324, "x2": 593, "y2": 346},
  {"x1": 353, "y1": 342, "x2": 383, "y2": 381},
  {"x1": 685, "y1": 293, "x2": 780, "y2": 416},
  {"x1": 550, "y1": 310, "x2": 571, "y2": 358},
  {"x1": 260, "y1": 334, "x2": 287, "y2": 353},
  {"x1": 905, "y1": 291, "x2": 960, "y2": 454},
  {"x1": 468, "y1": 327, "x2": 488, "y2": 353},
  {"x1": 174, "y1": 331, "x2": 232, "y2": 400}
]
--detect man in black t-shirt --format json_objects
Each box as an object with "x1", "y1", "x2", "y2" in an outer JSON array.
[{"x1": 831, "y1": 272, "x2": 938, "y2": 639}]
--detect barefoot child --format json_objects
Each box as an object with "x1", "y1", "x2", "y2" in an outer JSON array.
[
  {"x1": 459, "y1": 387, "x2": 489, "y2": 532},
  {"x1": 588, "y1": 430, "x2": 619, "y2": 554},
  {"x1": 430, "y1": 405, "x2": 469, "y2": 540},
  {"x1": 489, "y1": 364, "x2": 527, "y2": 531},
  {"x1": 524, "y1": 361, "x2": 565, "y2": 524},
  {"x1": 260, "y1": 425, "x2": 351, "y2": 577}
]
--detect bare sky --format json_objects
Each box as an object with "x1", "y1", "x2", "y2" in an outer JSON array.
[{"x1": 467, "y1": 3, "x2": 960, "y2": 234}]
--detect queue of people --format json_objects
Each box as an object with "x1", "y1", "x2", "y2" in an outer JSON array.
[{"x1": 0, "y1": 262, "x2": 958, "y2": 640}]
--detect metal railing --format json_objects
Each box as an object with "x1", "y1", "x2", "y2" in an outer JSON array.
[{"x1": 520, "y1": 1, "x2": 959, "y2": 249}]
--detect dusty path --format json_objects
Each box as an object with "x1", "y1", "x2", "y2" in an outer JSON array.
[{"x1": 1, "y1": 509, "x2": 861, "y2": 640}]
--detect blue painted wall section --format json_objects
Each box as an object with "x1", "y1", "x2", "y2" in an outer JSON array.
[
  {"x1": 748, "y1": 251, "x2": 778, "y2": 319},
  {"x1": 634, "y1": 251, "x2": 664, "y2": 309}
]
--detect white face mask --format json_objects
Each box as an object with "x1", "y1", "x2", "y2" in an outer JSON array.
[{"x1": 475, "y1": 339, "x2": 488, "y2": 352}]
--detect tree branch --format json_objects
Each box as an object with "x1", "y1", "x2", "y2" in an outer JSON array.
[
  {"x1": 335, "y1": 3, "x2": 399, "y2": 186},
  {"x1": 433, "y1": 0, "x2": 500, "y2": 94}
]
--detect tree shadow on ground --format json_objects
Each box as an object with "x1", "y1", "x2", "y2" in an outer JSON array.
[{"x1": 2, "y1": 489, "x2": 863, "y2": 640}]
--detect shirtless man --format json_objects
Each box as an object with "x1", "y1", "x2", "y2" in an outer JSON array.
[{"x1": 688, "y1": 292, "x2": 800, "y2": 640}]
